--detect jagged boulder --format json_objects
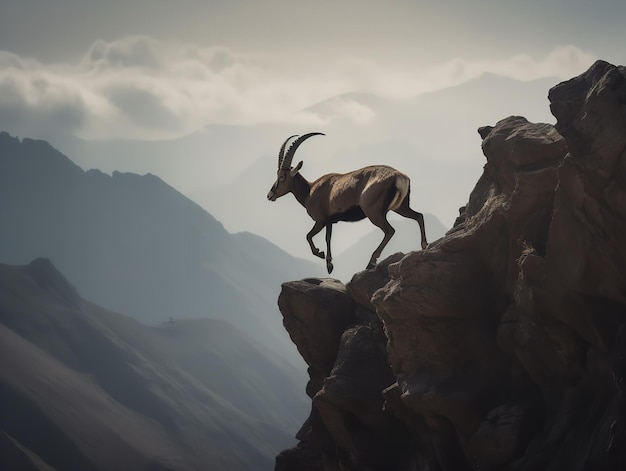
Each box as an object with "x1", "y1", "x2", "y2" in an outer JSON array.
[
  {"x1": 275, "y1": 60, "x2": 626, "y2": 471},
  {"x1": 279, "y1": 278, "x2": 356, "y2": 398},
  {"x1": 278, "y1": 272, "x2": 413, "y2": 470}
]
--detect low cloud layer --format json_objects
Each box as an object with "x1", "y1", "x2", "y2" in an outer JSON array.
[{"x1": 0, "y1": 36, "x2": 597, "y2": 140}]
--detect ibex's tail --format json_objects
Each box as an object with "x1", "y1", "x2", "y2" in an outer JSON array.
[{"x1": 388, "y1": 174, "x2": 410, "y2": 211}]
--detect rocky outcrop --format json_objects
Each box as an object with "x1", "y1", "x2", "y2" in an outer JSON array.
[{"x1": 275, "y1": 60, "x2": 626, "y2": 470}]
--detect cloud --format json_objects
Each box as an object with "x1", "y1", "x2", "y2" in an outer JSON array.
[
  {"x1": 105, "y1": 84, "x2": 180, "y2": 130},
  {"x1": 0, "y1": 37, "x2": 598, "y2": 140},
  {"x1": 357, "y1": 46, "x2": 598, "y2": 99},
  {"x1": 331, "y1": 99, "x2": 375, "y2": 125},
  {"x1": 479, "y1": 46, "x2": 598, "y2": 82},
  {"x1": 0, "y1": 53, "x2": 90, "y2": 138},
  {"x1": 87, "y1": 36, "x2": 164, "y2": 69}
]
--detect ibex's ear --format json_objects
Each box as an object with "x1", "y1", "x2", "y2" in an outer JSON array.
[{"x1": 290, "y1": 160, "x2": 303, "y2": 176}]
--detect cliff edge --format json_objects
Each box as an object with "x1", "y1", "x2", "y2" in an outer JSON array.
[{"x1": 275, "y1": 60, "x2": 626, "y2": 470}]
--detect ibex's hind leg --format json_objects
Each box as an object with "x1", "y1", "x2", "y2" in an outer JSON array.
[
  {"x1": 366, "y1": 217, "x2": 396, "y2": 269},
  {"x1": 325, "y1": 223, "x2": 334, "y2": 274},
  {"x1": 393, "y1": 194, "x2": 428, "y2": 249}
]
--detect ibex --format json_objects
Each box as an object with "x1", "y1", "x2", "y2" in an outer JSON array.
[{"x1": 267, "y1": 133, "x2": 428, "y2": 273}]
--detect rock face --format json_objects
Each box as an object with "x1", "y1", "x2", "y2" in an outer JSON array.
[{"x1": 275, "y1": 60, "x2": 626, "y2": 471}]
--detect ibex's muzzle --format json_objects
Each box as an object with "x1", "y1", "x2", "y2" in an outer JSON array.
[{"x1": 267, "y1": 188, "x2": 277, "y2": 201}]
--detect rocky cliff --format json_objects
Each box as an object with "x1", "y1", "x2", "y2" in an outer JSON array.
[{"x1": 274, "y1": 60, "x2": 626, "y2": 470}]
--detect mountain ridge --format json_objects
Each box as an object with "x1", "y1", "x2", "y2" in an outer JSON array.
[
  {"x1": 0, "y1": 257, "x2": 307, "y2": 471},
  {"x1": 0, "y1": 131, "x2": 324, "y2": 362}
]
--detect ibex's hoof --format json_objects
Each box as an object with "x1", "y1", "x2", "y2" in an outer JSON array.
[
  {"x1": 366, "y1": 262, "x2": 375, "y2": 270},
  {"x1": 326, "y1": 261, "x2": 334, "y2": 274},
  {"x1": 314, "y1": 251, "x2": 325, "y2": 259},
  {"x1": 421, "y1": 242, "x2": 428, "y2": 250}
]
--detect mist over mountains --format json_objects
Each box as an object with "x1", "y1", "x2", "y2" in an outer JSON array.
[
  {"x1": 52, "y1": 74, "x2": 556, "y2": 259},
  {"x1": 0, "y1": 131, "x2": 325, "y2": 360}
]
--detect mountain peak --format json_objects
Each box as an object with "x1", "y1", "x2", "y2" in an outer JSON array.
[{"x1": 0, "y1": 131, "x2": 85, "y2": 179}]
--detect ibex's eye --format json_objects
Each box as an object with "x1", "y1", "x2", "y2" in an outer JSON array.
[{"x1": 278, "y1": 175, "x2": 285, "y2": 182}]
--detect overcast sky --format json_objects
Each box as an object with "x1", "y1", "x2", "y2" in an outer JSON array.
[
  {"x1": 1, "y1": 1, "x2": 625, "y2": 261},
  {"x1": 1, "y1": 0, "x2": 624, "y2": 141}
]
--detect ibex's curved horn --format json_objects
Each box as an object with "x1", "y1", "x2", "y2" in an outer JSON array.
[
  {"x1": 278, "y1": 135, "x2": 298, "y2": 169},
  {"x1": 281, "y1": 132, "x2": 325, "y2": 170}
]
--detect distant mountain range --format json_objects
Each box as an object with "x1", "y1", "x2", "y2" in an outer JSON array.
[
  {"x1": 185, "y1": 74, "x2": 557, "y2": 258},
  {"x1": 0, "y1": 258, "x2": 307, "y2": 471},
  {"x1": 45, "y1": 73, "x2": 558, "y2": 260},
  {"x1": 0, "y1": 131, "x2": 325, "y2": 363}
]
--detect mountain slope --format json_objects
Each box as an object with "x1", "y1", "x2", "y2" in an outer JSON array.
[
  {"x1": 0, "y1": 131, "x2": 324, "y2": 360},
  {"x1": 0, "y1": 258, "x2": 308, "y2": 471}
]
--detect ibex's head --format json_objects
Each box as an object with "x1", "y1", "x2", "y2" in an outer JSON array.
[{"x1": 267, "y1": 132, "x2": 324, "y2": 201}]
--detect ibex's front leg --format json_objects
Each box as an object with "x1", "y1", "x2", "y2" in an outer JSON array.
[
  {"x1": 307, "y1": 220, "x2": 326, "y2": 259},
  {"x1": 325, "y1": 223, "x2": 333, "y2": 274}
]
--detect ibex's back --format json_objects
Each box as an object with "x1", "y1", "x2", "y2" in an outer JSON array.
[
  {"x1": 308, "y1": 166, "x2": 410, "y2": 224},
  {"x1": 267, "y1": 133, "x2": 428, "y2": 273}
]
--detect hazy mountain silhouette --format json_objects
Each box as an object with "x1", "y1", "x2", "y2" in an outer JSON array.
[
  {"x1": 186, "y1": 74, "x2": 556, "y2": 260},
  {"x1": 22, "y1": 74, "x2": 556, "y2": 267},
  {"x1": 0, "y1": 131, "x2": 324, "y2": 363},
  {"x1": 0, "y1": 258, "x2": 307, "y2": 471},
  {"x1": 58, "y1": 123, "x2": 285, "y2": 193}
]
